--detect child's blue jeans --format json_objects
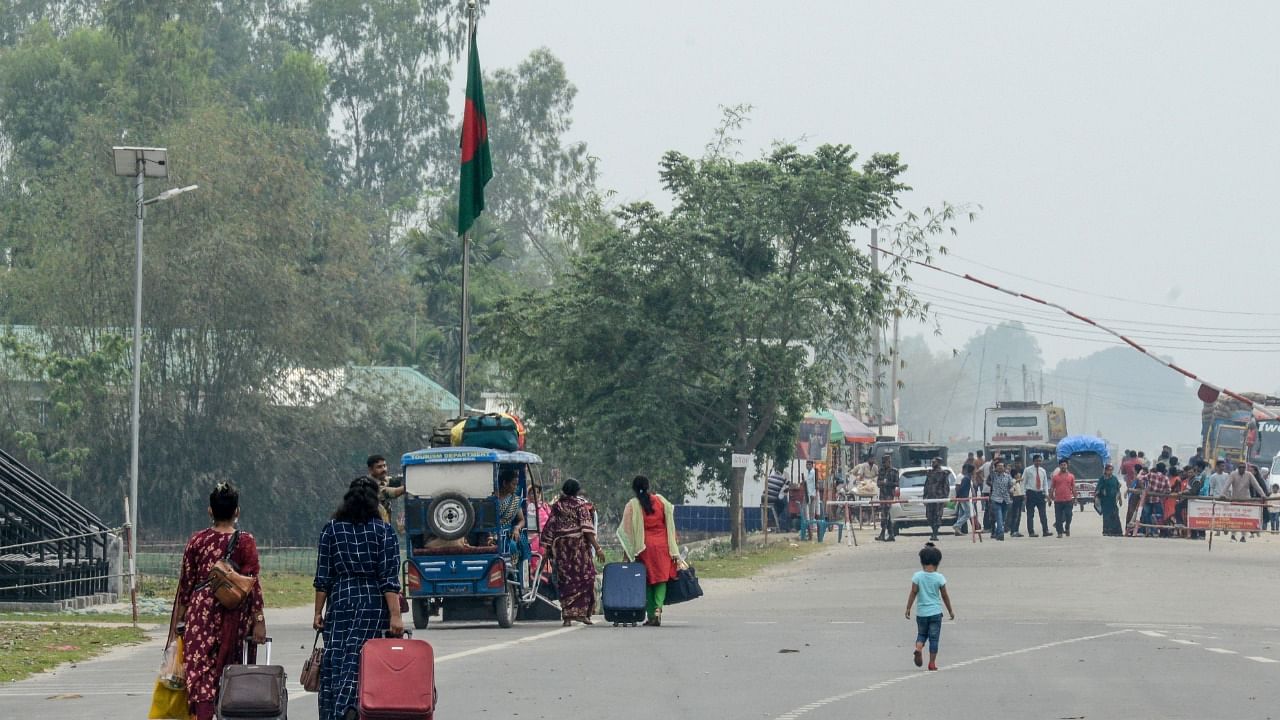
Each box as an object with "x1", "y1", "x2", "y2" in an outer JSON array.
[{"x1": 915, "y1": 613, "x2": 942, "y2": 653}]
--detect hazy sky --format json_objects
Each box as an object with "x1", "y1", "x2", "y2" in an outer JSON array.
[{"x1": 480, "y1": 1, "x2": 1280, "y2": 397}]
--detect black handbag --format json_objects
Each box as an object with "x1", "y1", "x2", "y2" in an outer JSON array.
[{"x1": 664, "y1": 565, "x2": 704, "y2": 605}]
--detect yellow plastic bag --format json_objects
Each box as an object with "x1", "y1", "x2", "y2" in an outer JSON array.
[
  {"x1": 148, "y1": 678, "x2": 190, "y2": 719},
  {"x1": 149, "y1": 636, "x2": 190, "y2": 719}
]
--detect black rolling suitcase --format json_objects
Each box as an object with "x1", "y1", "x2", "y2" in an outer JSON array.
[
  {"x1": 601, "y1": 562, "x2": 647, "y2": 626},
  {"x1": 217, "y1": 638, "x2": 287, "y2": 720}
]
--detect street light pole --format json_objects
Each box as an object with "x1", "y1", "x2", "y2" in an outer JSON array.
[
  {"x1": 129, "y1": 160, "x2": 144, "y2": 599},
  {"x1": 111, "y1": 147, "x2": 195, "y2": 607}
]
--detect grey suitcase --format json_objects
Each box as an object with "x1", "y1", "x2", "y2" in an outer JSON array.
[{"x1": 217, "y1": 638, "x2": 287, "y2": 720}]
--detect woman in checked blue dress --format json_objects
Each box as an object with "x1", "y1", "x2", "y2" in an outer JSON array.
[{"x1": 313, "y1": 477, "x2": 405, "y2": 720}]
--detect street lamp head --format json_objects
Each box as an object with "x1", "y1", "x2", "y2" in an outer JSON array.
[{"x1": 144, "y1": 184, "x2": 199, "y2": 205}]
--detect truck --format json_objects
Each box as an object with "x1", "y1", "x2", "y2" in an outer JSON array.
[
  {"x1": 1056, "y1": 435, "x2": 1109, "y2": 510},
  {"x1": 1201, "y1": 393, "x2": 1280, "y2": 467},
  {"x1": 983, "y1": 401, "x2": 1067, "y2": 469},
  {"x1": 868, "y1": 441, "x2": 948, "y2": 469}
]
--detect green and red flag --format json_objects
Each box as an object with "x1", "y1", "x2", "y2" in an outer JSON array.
[{"x1": 457, "y1": 27, "x2": 492, "y2": 236}]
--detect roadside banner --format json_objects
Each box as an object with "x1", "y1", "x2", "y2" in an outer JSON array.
[
  {"x1": 797, "y1": 418, "x2": 831, "y2": 461},
  {"x1": 1187, "y1": 499, "x2": 1262, "y2": 531}
]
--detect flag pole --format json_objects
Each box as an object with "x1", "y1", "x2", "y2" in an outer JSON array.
[{"x1": 458, "y1": 0, "x2": 478, "y2": 418}]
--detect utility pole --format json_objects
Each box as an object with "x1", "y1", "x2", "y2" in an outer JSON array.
[
  {"x1": 889, "y1": 311, "x2": 900, "y2": 437},
  {"x1": 971, "y1": 335, "x2": 988, "y2": 439},
  {"x1": 1022, "y1": 363, "x2": 1029, "y2": 401},
  {"x1": 870, "y1": 228, "x2": 883, "y2": 437}
]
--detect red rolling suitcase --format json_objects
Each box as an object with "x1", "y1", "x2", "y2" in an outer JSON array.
[{"x1": 358, "y1": 632, "x2": 436, "y2": 720}]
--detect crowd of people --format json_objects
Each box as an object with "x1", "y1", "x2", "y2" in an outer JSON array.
[
  {"x1": 764, "y1": 443, "x2": 1280, "y2": 545},
  {"x1": 1115, "y1": 445, "x2": 1278, "y2": 541},
  {"x1": 167, "y1": 456, "x2": 680, "y2": 720}
]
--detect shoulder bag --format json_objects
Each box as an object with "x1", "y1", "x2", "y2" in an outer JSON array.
[
  {"x1": 664, "y1": 560, "x2": 704, "y2": 605},
  {"x1": 207, "y1": 530, "x2": 257, "y2": 610},
  {"x1": 300, "y1": 631, "x2": 322, "y2": 692}
]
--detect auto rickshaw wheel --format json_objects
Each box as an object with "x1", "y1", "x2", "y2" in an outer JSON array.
[
  {"x1": 412, "y1": 599, "x2": 430, "y2": 630},
  {"x1": 496, "y1": 585, "x2": 517, "y2": 628}
]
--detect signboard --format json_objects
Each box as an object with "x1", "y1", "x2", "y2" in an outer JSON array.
[
  {"x1": 1186, "y1": 499, "x2": 1262, "y2": 532},
  {"x1": 731, "y1": 453, "x2": 751, "y2": 469},
  {"x1": 797, "y1": 419, "x2": 831, "y2": 462}
]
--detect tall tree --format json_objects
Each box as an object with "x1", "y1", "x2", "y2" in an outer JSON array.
[
  {"x1": 293, "y1": 0, "x2": 476, "y2": 214},
  {"x1": 494, "y1": 127, "x2": 956, "y2": 547},
  {"x1": 482, "y1": 48, "x2": 598, "y2": 274}
]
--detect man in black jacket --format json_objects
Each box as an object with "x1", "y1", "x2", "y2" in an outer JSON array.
[
  {"x1": 876, "y1": 456, "x2": 900, "y2": 542},
  {"x1": 923, "y1": 457, "x2": 950, "y2": 541}
]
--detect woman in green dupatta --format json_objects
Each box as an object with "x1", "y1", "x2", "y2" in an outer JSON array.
[
  {"x1": 1095, "y1": 463, "x2": 1123, "y2": 536},
  {"x1": 616, "y1": 476, "x2": 680, "y2": 626}
]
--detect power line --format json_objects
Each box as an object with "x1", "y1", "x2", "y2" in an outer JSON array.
[
  {"x1": 932, "y1": 312, "x2": 1280, "y2": 353},
  {"x1": 925, "y1": 300, "x2": 1280, "y2": 346},
  {"x1": 940, "y1": 250, "x2": 1280, "y2": 318},
  {"x1": 911, "y1": 282, "x2": 1280, "y2": 335}
]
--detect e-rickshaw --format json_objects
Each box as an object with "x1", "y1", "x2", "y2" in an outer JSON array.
[{"x1": 400, "y1": 447, "x2": 555, "y2": 629}]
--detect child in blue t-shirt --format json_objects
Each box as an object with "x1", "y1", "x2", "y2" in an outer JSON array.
[{"x1": 904, "y1": 542, "x2": 955, "y2": 671}]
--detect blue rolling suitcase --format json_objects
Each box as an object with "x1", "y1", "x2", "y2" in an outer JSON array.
[{"x1": 601, "y1": 562, "x2": 647, "y2": 626}]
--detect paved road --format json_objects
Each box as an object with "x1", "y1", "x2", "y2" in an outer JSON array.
[{"x1": 4, "y1": 511, "x2": 1279, "y2": 719}]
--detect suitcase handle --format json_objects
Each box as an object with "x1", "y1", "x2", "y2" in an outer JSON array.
[
  {"x1": 384, "y1": 630, "x2": 411, "y2": 639},
  {"x1": 242, "y1": 637, "x2": 272, "y2": 665}
]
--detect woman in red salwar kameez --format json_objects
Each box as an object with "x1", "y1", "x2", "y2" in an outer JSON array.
[
  {"x1": 616, "y1": 475, "x2": 679, "y2": 627},
  {"x1": 172, "y1": 483, "x2": 266, "y2": 720}
]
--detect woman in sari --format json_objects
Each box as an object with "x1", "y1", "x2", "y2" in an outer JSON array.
[
  {"x1": 314, "y1": 477, "x2": 403, "y2": 720},
  {"x1": 173, "y1": 483, "x2": 266, "y2": 720},
  {"x1": 1095, "y1": 463, "x2": 1123, "y2": 536},
  {"x1": 542, "y1": 478, "x2": 604, "y2": 625},
  {"x1": 616, "y1": 475, "x2": 679, "y2": 626}
]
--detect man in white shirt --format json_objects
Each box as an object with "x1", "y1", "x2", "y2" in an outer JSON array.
[
  {"x1": 851, "y1": 455, "x2": 878, "y2": 523},
  {"x1": 1207, "y1": 460, "x2": 1232, "y2": 497},
  {"x1": 1021, "y1": 455, "x2": 1051, "y2": 537}
]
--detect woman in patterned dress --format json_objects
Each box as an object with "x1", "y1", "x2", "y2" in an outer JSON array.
[
  {"x1": 313, "y1": 477, "x2": 404, "y2": 720},
  {"x1": 616, "y1": 475, "x2": 679, "y2": 627},
  {"x1": 173, "y1": 483, "x2": 266, "y2": 720},
  {"x1": 541, "y1": 478, "x2": 605, "y2": 625}
]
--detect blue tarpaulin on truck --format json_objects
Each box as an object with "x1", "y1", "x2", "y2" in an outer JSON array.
[{"x1": 1056, "y1": 435, "x2": 1110, "y2": 463}]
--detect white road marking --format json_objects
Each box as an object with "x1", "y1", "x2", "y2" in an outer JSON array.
[
  {"x1": 434, "y1": 625, "x2": 581, "y2": 663},
  {"x1": 3, "y1": 626, "x2": 585, "y2": 702},
  {"x1": 0, "y1": 689, "x2": 153, "y2": 697},
  {"x1": 1169, "y1": 639, "x2": 1198, "y2": 645},
  {"x1": 771, "y1": 629, "x2": 1131, "y2": 720},
  {"x1": 1205, "y1": 648, "x2": 1237, "y2": 654},
  {"x1": 1138, "y1": 630, "x2": 1165, "y2": 637},
  {"x1": 1245, "y1": 656, "x2": 1279, "y2": 663},
  {"x1": 1107, "y1": 622, "x2": 1202, "y2": 630}
]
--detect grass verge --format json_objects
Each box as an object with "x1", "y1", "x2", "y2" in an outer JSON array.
[
  {"x1": 140, "y1": 570, "x2": 316, "y2": 610},
  {"x1": 0, "y1": 571, "x2": 317, "y2": 624},
  {"x1": 0, "y1": 623, "x2": 146, "y2": 682},
  {"x1": 693, "y1": 539, "x2": 825, "y2": 579}
]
